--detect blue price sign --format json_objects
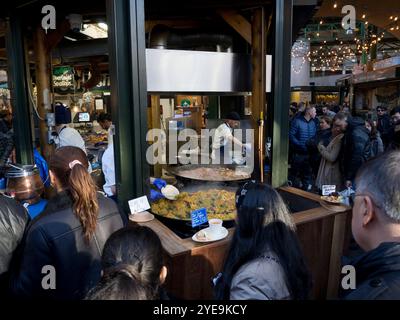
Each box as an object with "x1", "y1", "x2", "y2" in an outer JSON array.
[{"x1": 191, "y1": 208, "x2": 208, "y2": 228}]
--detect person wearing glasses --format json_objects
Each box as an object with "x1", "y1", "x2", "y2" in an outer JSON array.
[
  {"x1": 376, "y1": 106, "x2": 391, "y2": 148},
  {"x1": 342, "y1": 151, "x2": 400, "y2": 300}
]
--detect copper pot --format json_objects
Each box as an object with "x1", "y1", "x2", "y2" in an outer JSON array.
[{"x1": 5, "y1": 164, "x2": 44, "y2": 205}]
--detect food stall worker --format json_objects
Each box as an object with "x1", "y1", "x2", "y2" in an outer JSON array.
[
  {"x1": 211, "y1": 111, "x2": 248, "y2": 163},
  {"x1": 101, "y1": 137, "x2": 116, "y2": 201},
  {"x1": 97, "y1": 113, "x2": 114, "y2": 143},
  {"x1": 53, "y1": 103, "x2": 86, "y2": 153}
]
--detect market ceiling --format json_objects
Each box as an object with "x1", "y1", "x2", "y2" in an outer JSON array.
[{"x1": 315, "y1": 0, "x2": 400, "y2": 39}]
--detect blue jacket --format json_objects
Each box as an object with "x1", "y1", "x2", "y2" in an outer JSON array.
[
  {"x1": 289, "y1": 115, "x2": 317, "y2": 153},
  {"x1": 34, "y1": 149, "x2": 50, "y2": 188}
]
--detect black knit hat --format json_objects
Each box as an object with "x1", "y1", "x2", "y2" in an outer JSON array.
[{"x1": 225, "y1": 111, "x2": 241, "y2": 121}]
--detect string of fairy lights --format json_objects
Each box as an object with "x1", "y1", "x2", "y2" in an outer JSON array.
[{"x1": 291, "y1": 2, "x2": 400, "y2": 74}]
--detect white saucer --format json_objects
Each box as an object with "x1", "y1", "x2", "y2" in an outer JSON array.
[
  {"x1": 161, "y1": 185, "x2": 180, "y2": 200},
  {"x1": 129, "y1": 211, "x2": 155, "y2": 223},
  {"x1": 192, "y1": 227, "x2": 228, "y2": 243}
]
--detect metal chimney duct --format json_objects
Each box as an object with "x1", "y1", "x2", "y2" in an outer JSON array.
[{"x1": 149, "y1": 24, "x2": 233, "y2": 52}]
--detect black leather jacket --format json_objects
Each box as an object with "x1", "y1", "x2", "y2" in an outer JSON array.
[
  {"x1": 0, "y1": 195, "x2": 29, "y2": 276},
  {"x1": 377, "y1": 114, "x2": 392, "y2": 146},
  {"x1": 341, "y1": 117, "x2": 371, "y2": 181},
  {"x1": 10, "y1": 191, "x2": 126, "y2": 300},
  {"x1": 342, "y1": 242, "x2": 400, "y2": 300}
]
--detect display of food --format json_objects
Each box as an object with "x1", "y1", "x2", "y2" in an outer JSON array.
[
  {"x1": 321, "y1": 193, "x2": 344, "y2": 204},
  {"x1": 85, "y1": 133, "x2": 108, "y2": 145},
  {"x1": 151, "y1": 189, "x2": 236, "y2": 220},
  {"x1": 172, "y1": 166, "x2": 250, "y2": 182}
]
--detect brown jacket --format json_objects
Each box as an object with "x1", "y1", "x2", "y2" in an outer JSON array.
[{"x1": 315, "y1": 133, "x2": 344, "y2": 189}]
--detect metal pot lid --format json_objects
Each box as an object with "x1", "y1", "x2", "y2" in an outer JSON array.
[{"x1": 5, "y1": 164, "x2": 40, "y2": 178}]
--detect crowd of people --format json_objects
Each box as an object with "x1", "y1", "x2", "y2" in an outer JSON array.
[
  {"x1": 289, "y1": 102, "x2": 400, "y2": 193},
  {"x1": 1, "y1": 146, "x2": 400, "y2": 300},
  {"x1": 0, "y1": 100, "x2": 400, "y2": 300}
]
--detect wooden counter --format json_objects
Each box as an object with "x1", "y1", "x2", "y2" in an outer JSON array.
[{"x1": 138, "y1": 186, "x2": 352, "y2": 300}]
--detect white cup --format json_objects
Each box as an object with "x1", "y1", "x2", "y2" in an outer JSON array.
[{"x1": 208, "y1": 218, "x2": 223, "y2": 235}]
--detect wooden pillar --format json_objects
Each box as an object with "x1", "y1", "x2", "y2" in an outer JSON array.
[
  {"x1": 33, "y1": 26, "x2": 53, "y2": 160},
  {"x1": 150, "y1": 95, "x2": 162, "y2": 177},
  {"x1": 251, "y1": 8, "x2": 266, "y2": 182}
]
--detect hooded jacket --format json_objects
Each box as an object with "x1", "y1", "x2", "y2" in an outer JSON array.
[{"x1": 342, "y1": 242, "x2": 400, "y2": 300}]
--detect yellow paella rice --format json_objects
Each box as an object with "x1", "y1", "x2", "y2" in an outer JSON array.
[{"x1": 151, "y1": 189, "x2": 236, "y2": 220}]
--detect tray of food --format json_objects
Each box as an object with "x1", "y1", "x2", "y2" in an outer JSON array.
[
  {"x1": 320, "y1": 193, "x2": 344, "y2": 205},
  {"x1": 151, "y1": 189, "x2": 236, "y2": 221}
]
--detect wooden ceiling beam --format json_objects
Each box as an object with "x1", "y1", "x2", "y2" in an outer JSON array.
[
  {"x1": 217, "y1": 9, "x2": 252, "y2": 44},
  {"x1": 45, "y1": 19, "x2": 71, "y2": 52}
]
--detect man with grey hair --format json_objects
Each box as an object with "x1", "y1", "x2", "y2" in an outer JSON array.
[{"x1": 342, "y1": 151, "x2": 400, "y2": 300}]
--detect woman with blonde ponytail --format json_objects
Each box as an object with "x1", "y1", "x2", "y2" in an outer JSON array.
[{"x1": 10, "y1": 146, "x2": 126, "y2": 300}]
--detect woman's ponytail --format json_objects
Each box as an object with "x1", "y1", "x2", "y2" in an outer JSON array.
[
  {"x1": 49, "y1": 146, "x2": 99, "y2": 243},
  {"x1": 69, "y1": 162, "x2": 99, "y2": 242}
]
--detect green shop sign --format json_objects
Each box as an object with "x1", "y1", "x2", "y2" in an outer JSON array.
[{"x1": 53, "y1": 66, "x2": 74, "y2": 89}]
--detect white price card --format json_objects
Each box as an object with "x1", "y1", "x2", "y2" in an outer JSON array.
[
  {"x1": 322, "y1": 185, "x2": 336, "y2": 196},
  {"x1": 128, "y1": 196, "x2": 151, "y2": 215}
]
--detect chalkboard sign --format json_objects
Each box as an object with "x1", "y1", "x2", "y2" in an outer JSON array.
[{"x1": 191, "y1": 208, "x2": 208, "y2": 228}]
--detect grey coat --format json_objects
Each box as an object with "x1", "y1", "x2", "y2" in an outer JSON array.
[
  {"x1": 230, "y1": 251, "x2": 291, "y2": 300},
  {"x1": 315, "y1": 133, "x2": 344, "y2": 189},
  {"x1": 0, "y1": 195, "x2": 29, "y2": 275}
]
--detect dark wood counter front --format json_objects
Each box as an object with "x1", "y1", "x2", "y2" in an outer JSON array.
[{"x1": 138, "y1": 187, "x2": 352, "y2": 300}]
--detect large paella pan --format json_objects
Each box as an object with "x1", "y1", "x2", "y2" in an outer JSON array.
[{"x1": 166, "y1": 164, "x2": 251, "y2": 182}]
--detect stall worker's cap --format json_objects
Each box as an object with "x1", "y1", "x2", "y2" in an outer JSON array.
[
  {"x1": 54, "y1": 103, "x2": 72, "y2": 125},
  {"x1": 225, "y1": 111, "x2": 241, "y2": 121}
]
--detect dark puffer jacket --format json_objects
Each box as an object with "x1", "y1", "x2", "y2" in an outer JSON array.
[
  {"x1": 10, "y1": 191, "x2": 126, "y2": 300},
  {"x1": 289, "y1": 115, "x2": 317, "y2": 153},
  {"x1": 342, "y1": 242, "x2": 400, "y2": 300},
  {"x1": 340, "y1": 117, "x2": 371, "y2": 181},
  {"x1": 0, "y1": 195, "x2": 29, "y2": 275}
]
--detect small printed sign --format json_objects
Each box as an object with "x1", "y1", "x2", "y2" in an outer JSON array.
[
  {"x1": 128, "y1": 196, "x2": 151, "y2": 215},
  {"x1": 322, "y1": 185, "x2": 336, "y2": 196},
  {"x1": 191, "y1": 208, "x2": 208, "y2": 228}
]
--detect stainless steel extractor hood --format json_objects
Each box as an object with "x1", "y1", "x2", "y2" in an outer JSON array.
[{"x1": 145, "y1": 48, "x2": 272, "y2": 94}]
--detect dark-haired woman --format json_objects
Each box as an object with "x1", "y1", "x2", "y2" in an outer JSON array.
[
  {"x1": 10, "y1": 146, "x2": 126, "y2": 299},
  {"x1": 214, "y1": 182, "x2": 311, "y2": 300},
  {"x1": 86, "y1": 225, "x2": 168, "y2": 300}
]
